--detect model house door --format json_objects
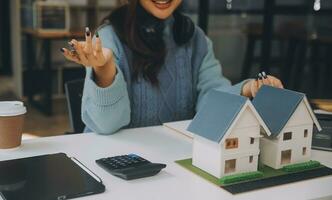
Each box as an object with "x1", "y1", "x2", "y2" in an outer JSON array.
[
  {"x1": 281, "y1": 150, "x2": 292, "y2": 165},
  {"x1": 225, "y1": 159, "x2": 236, "y2": 174}
]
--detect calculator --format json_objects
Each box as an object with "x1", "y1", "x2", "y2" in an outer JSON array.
[{"x1": 96, "y1": 154, "x2": 166, "y2": 180}]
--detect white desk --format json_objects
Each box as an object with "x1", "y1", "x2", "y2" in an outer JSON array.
[{"x1": 0, "y1": 126, "x2": 332, "y2": 200}]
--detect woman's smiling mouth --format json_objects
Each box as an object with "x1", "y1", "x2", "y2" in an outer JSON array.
[{"x1": 151, "y1": 0, "x2": 173, "y2": 10}]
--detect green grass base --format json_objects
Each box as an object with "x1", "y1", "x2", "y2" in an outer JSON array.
[
  {"x1": 175, "y1": 158, "x2": 324, "y2": 186},
  {"x1": 282, "y1": 160, "x2": 321, "y2": 172},
  {"x1": 219, "y1": 171, "x2": 263, "y2": 185},
  {"x1": 175, "y1": 159, "x2": 220, "y2": 185}
]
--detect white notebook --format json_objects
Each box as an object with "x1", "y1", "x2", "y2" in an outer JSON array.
[{"x1": 163, "y1": 120, "x2": 193, "y2": 138}]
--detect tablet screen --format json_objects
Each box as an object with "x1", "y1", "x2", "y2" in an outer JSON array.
[{"x1": 0, "y1": 153, "x2": 105, "y2": 200}]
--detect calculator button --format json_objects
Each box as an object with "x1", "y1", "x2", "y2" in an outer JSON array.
[{"x1": 128, "y1": 154, "x2": 140, "y2": 158}]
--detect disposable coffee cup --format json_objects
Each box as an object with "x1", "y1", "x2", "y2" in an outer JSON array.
[{"x1": 0, "y1": 101, "x2": 26, "y2": 149}]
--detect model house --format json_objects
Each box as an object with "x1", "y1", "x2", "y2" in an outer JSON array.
[
  {"x1": 252, "y1": 86, "x2": 322, "y2": 169},
  {"x1": 187, "y1": 90, "x2": 271, "y2": 178}
]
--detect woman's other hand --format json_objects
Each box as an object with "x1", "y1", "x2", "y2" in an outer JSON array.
[
  {"x1": 61, "y1": 27, "x2": 116, "y2": 88},
  {"x1": 242, "y1": 75, "x2": 284, "y2": 98}
]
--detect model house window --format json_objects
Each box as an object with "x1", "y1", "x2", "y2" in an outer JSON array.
[
  {"x1": 249, "y1": 156, "x2": 253, "y2": 163},
  {"x1": 302, "y1": 147, "x2": 307, "y2": 155},
  {"x1": 283, "y1": 132, "x2": 292, "y2": 141},
  {"x1": 225, "y1": 138, "x2": 238, "y2": 149},
  {"x1": 281, "y1": 150, "x2": 292, "y2": 165},
  {"x1": 225, "y1": 159, "x2": 236, "y2": 174},
  {"x1": 304, "y1": 129, "x2": 308, "y2": 138},
  {"x1": 250, "y1": 138, "x2": 255, "y2": 144}
]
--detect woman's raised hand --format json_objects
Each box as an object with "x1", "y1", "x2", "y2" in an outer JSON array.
[
  {"x1": 61, "y1": 27, "x2": 116, "y2": 87},
  {"x1": 242, "y1": 73, "x2": 284, "y2": 98}
]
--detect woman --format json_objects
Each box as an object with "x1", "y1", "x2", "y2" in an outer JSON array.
[{"x1": 61, "y1": 0, "x2": 283, "y2": 134}]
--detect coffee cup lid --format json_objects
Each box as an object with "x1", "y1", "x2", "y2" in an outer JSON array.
[{"x1": 0, "y1": 101, "x2": 27, "y2": 117}]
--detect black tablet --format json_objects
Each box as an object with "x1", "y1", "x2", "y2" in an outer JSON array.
[
  {"x1": 312, "y1": 114, "x2": 332, "y2": 151},
  {"x1": 0, "y1": 153, "x2": 105, "y2": 200}
]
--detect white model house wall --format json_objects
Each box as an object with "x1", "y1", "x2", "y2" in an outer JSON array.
[
  {"x1": 192, "y1": 106, "x2": 262, "y2": 178},
  {"x1": 219, "y1": 126, "x2": 260, "y2": 177},
  {"x1": 275, "y1": 124, "x2": 313, "y2": 167},
  {"x1": 260, "y1": 100, "x2": 314, "y2": 169},
  {"x1": 193, "y1": 135, "x2": 222, "y2": 177},
  {"x1": 259, "y1": 137, "x2": 278, "y2": 168}
]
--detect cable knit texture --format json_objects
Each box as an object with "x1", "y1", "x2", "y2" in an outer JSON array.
[{"x1": 82, "y1": 18, "x2": 246, "y2": 134}]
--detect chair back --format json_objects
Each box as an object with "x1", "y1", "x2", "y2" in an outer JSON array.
[{"x1": 65, "y1": 79, "x2": 85, "y2": 134}]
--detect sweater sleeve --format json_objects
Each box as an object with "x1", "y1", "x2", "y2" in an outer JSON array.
[
  {"x1": 196, "y1": 37, "x2": 248, "y2": 111},
  {"x1": 81, "y1": 25, "x2": 131, "y2": 135}
]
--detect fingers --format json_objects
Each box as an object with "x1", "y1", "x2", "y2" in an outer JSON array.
[
  {"x1": 94, "y1": 32, "x2": 105, "y2": 64},
  {"x1": 257, "y1": 71, "x2": 285, "y2": 88},
  {"x1": 94, "y1": 32, "x2": 102, "y2": 54},
  {"x1": 266, "y1": 76, "x2": 276, "y2": 87},
  {"x1": 84, "y1": 27, "x2": 94, "y2": 61},
  {"x1": 251, "y1": 73, "x2": 268, "y2": 97},
  {"x1": 60, "y1": 28, "x2": 112, "y2": 69},
  {"x1": 257, "y1": 77, "x2": 263, "y2": 88},
  {"x1": 247, "y1": 72, "x2": 284, "y2": 98},
  {"x1": 278, "y1": 80, "x2": 284, "y2": 88},
  {"x1": 60, "y1": 27, "x2": 95, "y2": 66},
  {"x1": 251, "y1": 80, "x2": 259, "y2": 97},
  {"x1": 257, "y1": 72, "x2": 271, "y2": 87},
  {"x1": 272, "y1": 77, "x2": 284, "y2": 88},
  {"x1": 70, "y1": 39, "x2": 89, "y2": 65},
  {"x1": 264, "y1": 75, "x2": 284, "y2": 88},
  {"x1": 61, "y1": 48, "x2": 80, "y2": 63},
  {"x1": 262, "y1": 76, "x2": 272, "y2": 86}
]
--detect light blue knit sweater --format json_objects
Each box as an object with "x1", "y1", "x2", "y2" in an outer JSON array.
[{"x1": 82, "y1": 18, "x2": 246, "y2": 135}]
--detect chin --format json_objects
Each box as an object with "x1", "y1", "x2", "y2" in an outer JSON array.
[{"x1": 141, "y1": 0, "x2": 182, "y2": 19}]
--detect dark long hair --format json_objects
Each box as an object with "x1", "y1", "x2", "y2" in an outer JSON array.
[
  {"x1": 103, "y1": 0, "x2": 194, "y2": 85},
  {"x1": 103, "y1": 0, "x2": 167, "y2": 85}
]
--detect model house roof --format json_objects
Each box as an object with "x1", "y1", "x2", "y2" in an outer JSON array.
[
  {"x1": 187, "y1": 89, "x2": 271, "y2": 143},
  {"x1": 252, "y1": 85, "x2": 321, "y2": 137},
  {"x1": 188, "y1": 90, "x2": 246, "y2": 142}
]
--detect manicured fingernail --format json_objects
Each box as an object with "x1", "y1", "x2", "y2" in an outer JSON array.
[
  {"x1": 96, "y1": 31, "x2": 99, "y2": 38},
  {"x1": 85, "y1": 27, "x2": 91, "y2": 37},
  {"x1": 262, "y1": 71, "x2": 268, "y2": 79},
  {"x1": 258, "y1": 73, "x2": 263, "y2": 80},
  {"x1": 256, "y1": 74, "x2": 261, "y2": 80},
  {"x1": 60, "y1": 48, "x2": 65, "y2": 53}
]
